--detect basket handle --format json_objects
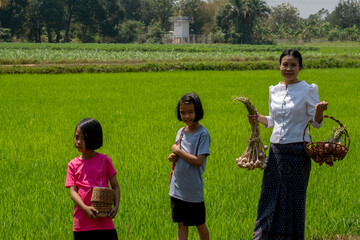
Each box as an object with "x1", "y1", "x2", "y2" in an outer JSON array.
[
  {"x1": 303, "y1": 119, "x2": 313, "y2": 145},
  {"x1": 303, "y1": 115, "x2": 351, "y2": 147}
]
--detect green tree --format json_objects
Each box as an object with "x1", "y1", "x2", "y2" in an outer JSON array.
[
  {"x1": 72, "y1": 0, "x2": 120, "y2": 43},
  {"x1": 117, "y1": 19, "x2": 145, "y2": 43},
  {"x1": 229, "y1": 0, "x2": 248, "y2": 43},
  {"x1": 95, "y1": 0, "x2": 124, "y2": 41},
  {"x1": 0, "y1": 0, "x2": 9, "y2": 8},
  {"x1": 304, "y1": 9, "x2": 331, "y2": 40},
  {"x1": 64, "y1": 0, "x2": 76, "y2": 42},
  {"x1": 26, "y1": 0, "x2": 43, "y2": 42},
  {"x1": 138, "y1": 0, "x2": 155, "y2": 26},
  {"x1": 120, "y1": 0, "x2": 142, "y2": 20},
  {"x1": 1, "y1": 0, "x2": 27, "y2": 39},
  {"x1": 252, "y1": 23, "x2": 272, "y2": 42},
  {"x1": 269, "y1": 3, "x2": 300, "y2": 27},
  {"x1": 139, "y1": 0, "x2": 174, "y2": 30},
  {"x1": 267, "y1": 3, "x2": 300, "y2": 40},
  {"x1": 307, "y1": 8, "x2": 330, "y2": 22},
  {"x1": 344, "y1": 25, "x2": 360, "y2": 40},
  {"x1": 330, "y1": 0, "x2": 360, "y2": 28},
  {"x1": 0, "y1": 27, "x2": 11, "y2": 41},
  {"x1": 299, "y1": 20, "x2": 316, "y2": 42},
  {"x1": 73, "y1": 0, "x2": 103, "y2": 43},
  {"x1": 215, "y1": 0, "x2": 269, "y2": 43},
  {"x1": 40, "y1": 0, "x2": 65, "y2": 42},
  {"x1": 0, "y1": 0, "x2": 9, "y2": 27},
  {"x1": 175, "y1": 0, "x2": 207, "y2": 34},
  {"x1": 143, "y1": 20, "x2": 165, "y2": 43},
  {"x1": 201, "y1": 0, "x2": 227, "y2": 34},
  {"x1": 327, "y1": 26, "x2": 346, "y2": 41},
  {"x1": 245, "y1": 0, "x2": 270, "y2": 43},
  {"x1": 215, "y1": 3, "x2": 236, "y2": 42},
  {"x1": 316, "y1": 22, "x2": 331, "y2": 39}
]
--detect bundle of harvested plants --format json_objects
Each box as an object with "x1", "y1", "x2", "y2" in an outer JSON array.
[
  {"x1": 303, "y1": 115, "x2": 350, "y2": 166},
  {"x1": 233, "y1": 96, "x2": 268, "y2": 170}
]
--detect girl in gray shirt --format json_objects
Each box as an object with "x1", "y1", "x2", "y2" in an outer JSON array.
[{"x1": 168, "y1": 93, "x2": 211, "y2": 240}]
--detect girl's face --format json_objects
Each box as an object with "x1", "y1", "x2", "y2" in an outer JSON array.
[
  {"x1": 74, "y1": 127, "x2": 86, "y2": 153},
  {"x1": 280, "y1": 55, "x2": 301, "y2": 83},
  {"x1": 179, "y1": 103, "x2": 196, "y2": 127}
]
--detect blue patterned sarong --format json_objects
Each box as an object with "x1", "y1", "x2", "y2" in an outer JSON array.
[{"x1": 253, "y1": 143, "x2": 311, "y2": 240}]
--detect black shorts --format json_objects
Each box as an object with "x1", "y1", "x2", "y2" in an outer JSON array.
[
  {"x1": 74, "y1": 229, "x2": 118, "y2": 240},
  {"x1": 171, "y1": 197, "x2": 206, "y2": 226}
]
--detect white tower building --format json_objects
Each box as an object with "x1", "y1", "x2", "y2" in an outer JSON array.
[{"x1": 169, "y1": 16, "x2": 193, "y2": 44}]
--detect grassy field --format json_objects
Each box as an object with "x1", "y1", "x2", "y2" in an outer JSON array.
[
  {"x1": 0, "y1": 42, "x2": 359, "y2": 64},
  {"x1": 0, "y1": 69, "x2": 359, "y2": 239},
  {"x1": 1, "y1": 42, "x2": 360, "y2": 74}
]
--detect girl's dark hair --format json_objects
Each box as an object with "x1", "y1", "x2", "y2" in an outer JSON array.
[
  {"x1": 176, "y1": 92, "x2": 204, "y2": 122},
  {"x1": 279, "y1": 49, "x2": 303, "y2": 68},
  {"x1": 75, "y1": 118, "x2": 103, "y2": 150}
]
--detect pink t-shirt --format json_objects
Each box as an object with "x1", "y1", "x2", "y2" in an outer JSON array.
[{"x1": 65, "y1": 153, "x2": 117, "y2": 232}]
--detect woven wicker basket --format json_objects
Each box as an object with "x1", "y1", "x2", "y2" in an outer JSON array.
[
  {"x1": 91, "y1": 187, "x2": 114, "y2": 217},
  {"x1": 303, "y1": 115, "x2": 350, "y2": 166}
]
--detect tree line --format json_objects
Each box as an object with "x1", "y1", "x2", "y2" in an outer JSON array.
[{"x1": 0, "y1": 0, "x2": 359, "y2": 43}]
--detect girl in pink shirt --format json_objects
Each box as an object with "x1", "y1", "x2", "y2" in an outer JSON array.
[{"x1": 65, "y1": 118, "x2": 120, "y2": 240}]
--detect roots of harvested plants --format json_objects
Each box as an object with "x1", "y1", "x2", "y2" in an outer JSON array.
[{"x1": 233, "y1": 96, "x2": 268, "y2": 170}]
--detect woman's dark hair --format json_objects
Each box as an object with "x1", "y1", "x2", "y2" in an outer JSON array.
[
  {"x1": 75, "y1": 118, "x2": 103, "y2": 150},
  {"x1": 176, "y1": 92, "x2": 204, "y2": 122},
  {"x1": 279, "y1": 49, "x2": 303, "y2": 68}
]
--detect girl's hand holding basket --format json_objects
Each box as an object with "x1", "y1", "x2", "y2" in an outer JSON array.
[
  {"x1": 107, "y1": 206, "x2": 119, "y2": 219},
  {"x1": 84, "y1": 205, "x2": 99, "y2": 219}
]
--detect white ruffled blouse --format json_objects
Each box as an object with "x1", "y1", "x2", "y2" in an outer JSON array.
[{"x1": 265, "y1": 80, "x2": 323, "y2": 144}]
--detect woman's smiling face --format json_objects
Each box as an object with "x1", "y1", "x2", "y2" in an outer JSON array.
[{"x1": 280, "y1": 55, "x2": 301, "y2": 83}]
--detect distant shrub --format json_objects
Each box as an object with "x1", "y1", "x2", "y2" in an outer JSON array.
[
  {"x1": 0, "y1": 28, "x2": 11, "y2": 42},
  {"x1": 2, "y1": 58, "x2": 359, "y2": 74}
]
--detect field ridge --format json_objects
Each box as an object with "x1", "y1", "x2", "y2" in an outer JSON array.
[{"x1": 1, "y1": 42, "x2": 360, "y2": 74}]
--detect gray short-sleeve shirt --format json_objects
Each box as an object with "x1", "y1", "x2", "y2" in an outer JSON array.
[{"x1": 169, "y1": 125, "x2": 210, "y2": 202}]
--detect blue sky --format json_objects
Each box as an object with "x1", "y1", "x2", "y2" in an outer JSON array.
[{"x1": 265, "y1": 0, "x2": 340, "y2": 18}]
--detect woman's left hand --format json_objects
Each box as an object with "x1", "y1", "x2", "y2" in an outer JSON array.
[
  {"x1": 316, "y1": 101, "x2": 328, "y2": 112},
  {"x1": 315, "y1": 101, "x2": 328, "y2": 123}
]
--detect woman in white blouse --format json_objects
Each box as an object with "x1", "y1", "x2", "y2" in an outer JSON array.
[{"x1": 249, "y1": 49, "x2": 328, "y2": 240}]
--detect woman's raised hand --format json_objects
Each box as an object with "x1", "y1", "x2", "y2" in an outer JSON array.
[
  {"x1": 315, "y1": 101, "x2": 328, "y2": 123},
  {"x1": 315, "y1": 101, "x2": 328, "y2": 113}
]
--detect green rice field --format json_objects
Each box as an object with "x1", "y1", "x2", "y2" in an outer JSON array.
[{"x1": 0, "y1": 68, "x2": 359, "y2": 239}]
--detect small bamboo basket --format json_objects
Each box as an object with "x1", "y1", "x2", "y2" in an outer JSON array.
[
  {"x1": 91, "y1": 187, "x2": 114, "y2": 217},
  {"x1": 303, "y1": 115, "x2": 350, "y2": 166}
]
